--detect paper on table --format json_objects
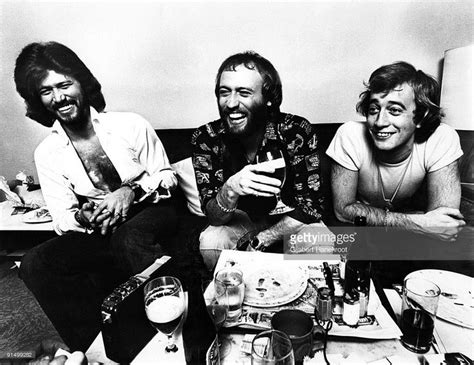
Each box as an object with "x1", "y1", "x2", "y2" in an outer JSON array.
[{"x1": 215, "y1": 250, "x2": 402, "y2": 340}]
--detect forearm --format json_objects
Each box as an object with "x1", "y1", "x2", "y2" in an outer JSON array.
[
  {"x1": 205, "y1": 183, "x2": 240, "y2": 226},
  {"x1": 338, "y1": 202, "x2": 420, "y2": 230},
  {"x1": 257, "y1": 215, "x2": 306, "y2": 247}
]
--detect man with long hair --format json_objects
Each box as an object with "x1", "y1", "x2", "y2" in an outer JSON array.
[
  {"x1": 14, "y1": 41, "x2": 178, "y2": 350},
  {"x1": 192, "y1": 51, "x2": 327, "y2": 270}
]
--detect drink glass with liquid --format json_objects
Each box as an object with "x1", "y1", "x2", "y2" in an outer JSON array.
[
  {"x1": 215, "y1": 267, "x2": 245, "y2": 325},
  {"x1": 144, "y1": 276, "x2": 185, "y2": 352},
  {"x1": 400, "y1": 277, "x2": 440, "y2": 353}
]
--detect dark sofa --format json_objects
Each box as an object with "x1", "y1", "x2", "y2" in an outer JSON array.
[{"x1": 157, "y1": 123, "x2": 473, "y2": 283}]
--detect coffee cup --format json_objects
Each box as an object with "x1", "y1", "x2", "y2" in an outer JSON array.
[{"x1": 271, "y1": 309, "x2": 324, "y2": 364}]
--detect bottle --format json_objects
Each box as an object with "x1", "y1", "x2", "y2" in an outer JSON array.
[
  {"x1": 342, "y1": 289, "x2": 360, "y2": 326},
  {"x1": 182, "y1": 276, "x2": 219, "y2": 365}
]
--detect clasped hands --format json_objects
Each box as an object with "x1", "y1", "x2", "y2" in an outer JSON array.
[
  {"x1": 418, "y1": 207, "x2": 466, "y2": 242},
  {"x1": 226, "y1": 160, "x2": 282, "y2": 198},
  {"x1": 76, "y1": 186, "x2": 135, "y2": 235}
]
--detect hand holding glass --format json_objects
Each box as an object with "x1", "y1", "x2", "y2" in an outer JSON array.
[
  {"x1": 144, "y1": 276, "x2": 185, "y2": 352},
  {"x1": 256, "y1": 145, "x2": 294, "y2": 215}
]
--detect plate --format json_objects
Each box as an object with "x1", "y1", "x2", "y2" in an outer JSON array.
[
  {"x1": 22, "y1": 207, "x2": 52, "y2": 223},
  {"x1": 243, "y1": 266, "x2": 308, "y2": 307},
  {"x1": 405, "y1": 270, "x2": 474, "y2": 329}
]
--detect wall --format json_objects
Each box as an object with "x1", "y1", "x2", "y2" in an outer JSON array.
[{"x1": 0, "y1": 0, "x2": 472, "y2": 181}]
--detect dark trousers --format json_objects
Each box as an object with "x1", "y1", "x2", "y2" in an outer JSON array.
[{"x1": 19, "y1": 202, "x2": 178, "y2": 351}]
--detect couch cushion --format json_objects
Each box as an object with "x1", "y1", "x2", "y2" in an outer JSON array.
[{"x1": 171, "y1": 157, "x2": 205, "y2": 216}]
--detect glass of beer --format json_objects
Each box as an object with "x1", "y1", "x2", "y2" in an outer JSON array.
[
  {"x1": 256, "y1": 144, "x2": 294, "y2": 215},
  {"x1": 144, "y1": 276, "x2": 185, "y2": 352},
  {"x1": 400, "y1": 277, "x2": 440, "y2": 353}
]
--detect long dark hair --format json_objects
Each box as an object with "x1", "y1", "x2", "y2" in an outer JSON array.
[
  {"x1": 356, "y1": 61, "x2": 442, "y2": 142},
  {"x1": 14, "y1": 41, "x2": 105, "y2": 127}
]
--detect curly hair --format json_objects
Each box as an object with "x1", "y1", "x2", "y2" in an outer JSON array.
[
  {"x1": 356, "y1": 61, "x2": 442, "y2": 142},
  {"x1": 14, "y1": 41, "x2": 105, "y2": 127},
  {"x1": 214, "y1": 51, "x2": 282, "y2": 115}
]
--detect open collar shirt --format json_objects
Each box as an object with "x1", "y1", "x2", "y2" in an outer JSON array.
[
  {"x1": 35, "y1": 108, "x2": 177, "y2": 235},
  {"x1": 191, "y1": 113, "x2": 325, "y2": 223}
]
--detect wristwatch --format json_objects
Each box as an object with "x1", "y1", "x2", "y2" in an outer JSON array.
[
  {"x1": 250, "y1": 237, "x2": 260, "y2": 250},
  {"x1": 121, "y1": 182, "x2": 145, "y2": 201},
  {"x1": 237, "y1": 236, "x2": 260, "y2": 251}
]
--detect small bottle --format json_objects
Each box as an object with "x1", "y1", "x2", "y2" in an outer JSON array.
[
  {"x1": 342, "y1": 290, "x2": 360, "y2": 326},
  {"x1": 315, "y1": 287, "x2": 333, "y2": 322},
  {"x1": 358, "y1": 290, "x2": 368, "y2": 318}
]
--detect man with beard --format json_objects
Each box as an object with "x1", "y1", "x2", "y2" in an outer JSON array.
[
  {"x1": 191, "y1": 51, "x2": 326, "y2": 270},
  {"x1": 14, "y1": 41, "x2": 178, "y2": 350}
]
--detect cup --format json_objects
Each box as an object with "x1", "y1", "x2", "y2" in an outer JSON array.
[
  {"x1": 215, "y1": 267, "x2": 245, "y2": 325},
  {"x1": 251, "y1": 329, "x2": 295, "y2": 365},
  {"x1": 400, "y1": 277, "x2": 440, "y2": 353},
  {"x1": 271, "y1": 309, "x2": 324, "y2": 364}
]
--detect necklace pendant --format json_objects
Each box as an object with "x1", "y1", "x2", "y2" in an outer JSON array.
[{"x1": 385, "y1": 202, "x2": 394, "y2": 212}]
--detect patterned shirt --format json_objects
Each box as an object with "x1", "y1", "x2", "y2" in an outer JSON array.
[{"x1": 191, "y1": 113, "x2": 325, "y2": 223}]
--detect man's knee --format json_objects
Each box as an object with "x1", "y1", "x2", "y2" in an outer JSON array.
[{"x1": 18, "y1": 244, "x2": 46, "y2": 289}]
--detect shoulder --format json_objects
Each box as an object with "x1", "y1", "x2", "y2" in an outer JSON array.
[
  {"x1": 337, "y1": 121, "x2": 366, "y2": 136},
  {"x1": 34, "y1": 133, "x2": 62, "y2": 161},
  {"x1": 421, "y1": 123, "x2": 463, "y2": 171},
  {"x1": 427, "y1": 123, "x2": 459, "y2": 141},
  {"x1": 191, "y1": 119, "x2": 222, "y2": 145},
  {"x1": 278, "y1": 113, "x2": 314, "y2": 137},
  {"x1": 423, "y1": 123, "x2": 461, "y2": 151}
]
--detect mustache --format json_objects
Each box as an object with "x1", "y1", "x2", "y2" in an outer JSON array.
[{"x1": 52, "y1": 100, "x2": 76, "y2": 110}]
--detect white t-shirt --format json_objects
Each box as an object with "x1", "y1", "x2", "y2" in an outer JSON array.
[{"x1": 326, "y1": 121, "x2": 463, "y2": 211}]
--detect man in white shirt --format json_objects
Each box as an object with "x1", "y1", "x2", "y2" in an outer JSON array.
[
  {"x1": 326, "y1": 62, "x2": 470, "y2": 284},
  {"x1": 327, "y1": 61, "x2": 465, "y2": 241},
  {"x1": 14, "y1": 41, "x2": 178, "y2": 350}
]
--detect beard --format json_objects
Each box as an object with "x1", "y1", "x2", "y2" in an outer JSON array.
[
  {"x1": 220, "y1": 102, "x2": 269, "y2": 138},
  {"x1": 51, "y1": 99, "x2": 88, "y2": 126}
]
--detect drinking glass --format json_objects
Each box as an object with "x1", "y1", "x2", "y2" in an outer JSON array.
[
  {"x1": 215, "y1": 267, "x2": 245, "y2": 326},
  {"x1": 251, "y1": 329, "x2": 295, "y2": 365},
  {"x1": 400, "y1": 277, "x2": 440, "y2": 353},
  {"x1": 144, "y1": 276, "x2": 185, "y2": 352},
  {"x1": 202, "y1": 279, "x2": 231, "y2": 360},
  {"x1": 256, "y1": 145, "x2": 294, "y2": 215}
]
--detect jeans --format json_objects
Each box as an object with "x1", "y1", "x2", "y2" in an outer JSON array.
[{"x1": 19, "y1": 202, "x2": 177, "y2": 351}]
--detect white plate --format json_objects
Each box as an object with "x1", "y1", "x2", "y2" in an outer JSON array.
[
  {"x1": 22, "y1": 207, "x2": 52, "y2": 223},
  {"x1": 405, "y1": 270, "x2": 474, "y2": 329},
  {"x1": 243, "y1": 266, "x2": 308, "y2": 308}
]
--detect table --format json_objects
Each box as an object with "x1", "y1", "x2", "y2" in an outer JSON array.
[
  {"x1": 0, "y1": 201, "x2": 54, "y2": 258},
  {"x1": 0, "y1": 201, "x2": 53, "y2": 231},
  {"x1": 87, "y1": 250, "x2": 464, "y2": 365}
]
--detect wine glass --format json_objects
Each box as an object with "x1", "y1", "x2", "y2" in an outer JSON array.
[
  {"x1": 256, "y1": 145, "x2": 294, "y2": 215},
  {"x1": 144, "y1": 276, "x2": 185, "y2": 352},
  {"x1": 202, "y1": 279, "x2": 231, "y2": 358},
  {"x1": 251, "y1": 329, "x2": 295, "y2": 364}
]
